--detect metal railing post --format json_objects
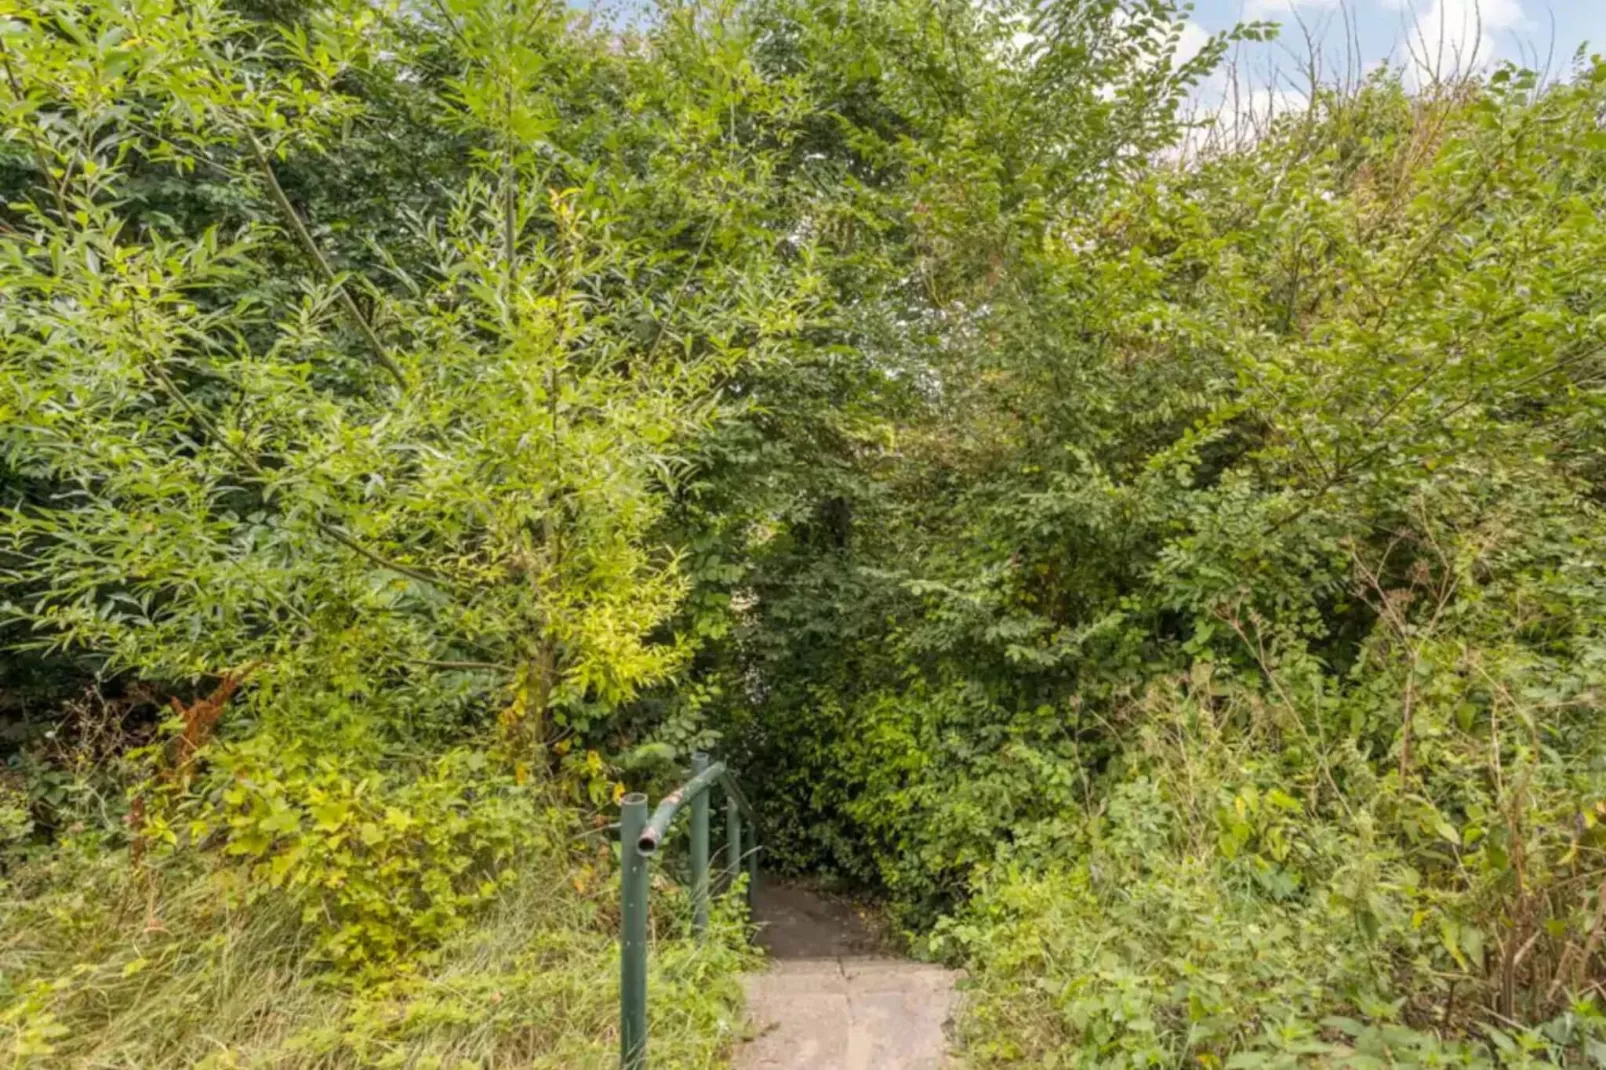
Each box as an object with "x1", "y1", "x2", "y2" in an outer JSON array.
[
  {"x1": 689, "y1": 752, "x2": 710, "y2": 938},
  {"x1": 746, "y1": 825, "x2": 757, "y2": 907},
  {"x1": 620, "y1": 793, "x2": 649, "y2": 1070},
  {"x1": 618, "y1": 760, "x2": 759, "y2": 1068},
  {"x1": 726, "y1": 795, "x2": 741, "y2": 895}
]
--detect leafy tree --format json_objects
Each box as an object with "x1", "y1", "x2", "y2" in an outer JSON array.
[{"x1": 0, "y1": 0, "x2": 815, "y2": 750}]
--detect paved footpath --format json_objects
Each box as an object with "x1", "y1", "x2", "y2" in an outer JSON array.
[{"x1": 735, "y1": 882, "x2": 960, "y2": 1070}]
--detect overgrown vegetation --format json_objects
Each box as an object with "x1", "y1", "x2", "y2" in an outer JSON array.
[
  {"x1": 0, "y1": 0, "x2": 772, "y2": 1061},
  {"x1": 5, "y1": 0, "x2": 1606, "y2": 1064},
  {"x1": 690, "y1": 15, "x2": 1606, "y2": 1069}
]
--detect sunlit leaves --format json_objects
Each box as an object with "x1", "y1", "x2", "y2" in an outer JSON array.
[{"x1": 0, "y1": 0, "x2": 816, "y2": 742}]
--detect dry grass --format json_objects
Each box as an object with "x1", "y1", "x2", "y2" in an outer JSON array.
[{"x1": 1, "y1": 824, "x2": 756, "y2": 1068}]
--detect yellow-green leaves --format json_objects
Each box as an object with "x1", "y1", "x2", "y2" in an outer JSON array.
[
  {"x1": 0, "y1": 0, "x2": 813, "y2": 744},
  {"x1": 204, "y1": 738, "x2": 538, "y2": 973}
]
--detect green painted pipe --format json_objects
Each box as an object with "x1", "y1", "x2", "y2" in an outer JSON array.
[
  {"x1": 619, "y1": 763, "x2": 758, "y2": 1068},
  {"x1": 717, "y1": 771, "x2": 758, "y2": 839},
  {"x1": 726, "y1": 795, "x2": 741, "y2": 895},
  {"x1": 620, "y1": 793, "x2": 648, "y2": 1070},
  {"x1": 746, "y1": 832, "x2": 757, "y2": 907},
  {"x1": 690, "y1": 752, "x2": 710, "y2": 938},
  {"x1": 716, "y1": 771, "x2": 761, "y2": 905},
  {"x1": 636, "y1": 760, "x2": 726, "y2": 854}
]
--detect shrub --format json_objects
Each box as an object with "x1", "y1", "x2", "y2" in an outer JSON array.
[{"x1": 166, "y1": 738, "x2": 541, "y2": 974}]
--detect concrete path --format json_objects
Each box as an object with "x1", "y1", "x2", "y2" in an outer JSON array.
[{"x1": 736, "y1": 881, "x2": 960, "y2": 1070}]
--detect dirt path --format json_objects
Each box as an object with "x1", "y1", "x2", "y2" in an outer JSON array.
[{"x1": 736, "y1": 881, "x2": 960, "y2": 1070}]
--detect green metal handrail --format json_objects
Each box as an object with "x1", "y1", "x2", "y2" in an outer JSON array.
[{"x1": 618, "y1": 752, "x2": 760, "y2": 1070}]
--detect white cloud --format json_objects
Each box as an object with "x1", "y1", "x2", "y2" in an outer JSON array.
[
  {"x1": 1176, "y1": 19, "x2": 1214, "y2": 65},
  {"x1": 1244, "y1": 0, "x2": 1343, "y2": 19},
  {"x1": 1392, "y1": 0, "x2": 1528, "y2": 81}
]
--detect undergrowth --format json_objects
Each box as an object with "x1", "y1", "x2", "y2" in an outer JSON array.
[
  {"x1": 940, "y1": 675, "x2": 1606, "y2": 1068},
  {"x1": 0, "y1": 736, "x2": 754, "y2": 1068}
]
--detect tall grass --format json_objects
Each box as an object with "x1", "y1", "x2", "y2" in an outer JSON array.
[{"x1": 1, "y1": 816, "x2": 755, "y2": 1067}]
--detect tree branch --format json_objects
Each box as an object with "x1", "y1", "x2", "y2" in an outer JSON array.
[
  {"x1": 0, "y1": 37, "x2": 71, "y2": 222},
  {"x1": 145, "y1": 360, "x2": 450, "y2": 591},
  {"x1": 241, "y1": 131, "x2": 408, "y2": 390}
]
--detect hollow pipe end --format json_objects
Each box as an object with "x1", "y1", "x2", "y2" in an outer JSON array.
[
  {"x1": 621, "y1": 792, "x2": 648, "y2": 808},
  {"x1": 636, "y1": 829, "x2": 662, "y2": 855}
]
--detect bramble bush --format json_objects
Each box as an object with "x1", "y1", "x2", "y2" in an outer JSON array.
[{"x1": 188, "y1": 740, "x2": 537, "y2": 973}]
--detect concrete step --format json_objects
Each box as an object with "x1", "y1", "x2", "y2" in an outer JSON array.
[{"x1": 736, "y1": 956, "x2": 960, "y2": 1070}]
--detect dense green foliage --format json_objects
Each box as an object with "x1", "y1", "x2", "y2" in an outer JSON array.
[
  {"x1": 0, "y1": 0, "x2": 775, "y2": 1061},
  {"x1": 5, "y1": 0, "x2": 1606, "y2": 1064},
  {"x1": 703, "y1": 49, "x2": 1606, "y2": 1070}
]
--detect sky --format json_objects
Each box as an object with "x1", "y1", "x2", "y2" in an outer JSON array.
[{"x1": 1180, "y1": 0, "x2": 1606, "y2": 85}]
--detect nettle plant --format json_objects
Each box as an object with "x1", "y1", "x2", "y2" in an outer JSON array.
[{"x1": 0, "y1": 0, "x2": 812, "y2": 744}]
